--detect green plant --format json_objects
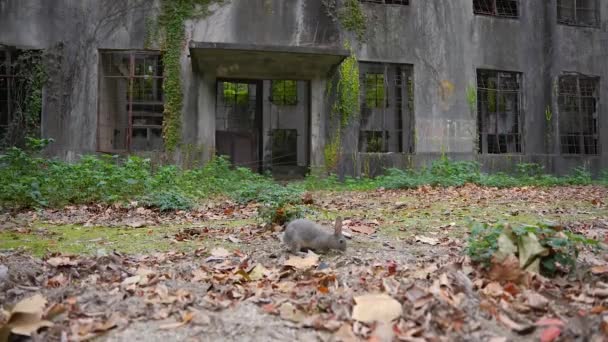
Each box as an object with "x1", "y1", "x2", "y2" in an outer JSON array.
[
  {"x1": 1, "y1": 51, "x2": 47, "y2": 149},
  {"x1": 141, "y1": 190, "x2": 194, "y2": 211},
  {"x1": 467, "y1": 221, "x2": 599, "y2": 277},
  {"x1": 338, "y1": 0, "x2": 366, "y2": 41},
  {"x1": 515, "y1": 163, "x2": 544, "y2": 178},
  {"x1": 153, "y1": 0, "x2": 226, "y2": 151}
]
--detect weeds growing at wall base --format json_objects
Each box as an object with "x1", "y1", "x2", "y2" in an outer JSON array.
[{"x1": 1, "y1": 141, "x2": 606, "y2": 222}]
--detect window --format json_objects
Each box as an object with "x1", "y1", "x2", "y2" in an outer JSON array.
[
  {"x1": 477, "y1": 70, "x2": 522, "y2": 154},
  {"x1": 557, "y1": 0, "x2": 599, "y2": 27},
  {"x1": 223, "y1": 82, "x2": 249, "y2": 106},
  {"x1": 558, "y1": 75, "x2": 599, "y2": 155},
  {"x1": 473, "y1": 0, "x2": 518, "y2": 18},
  {"x1": 360, "y1": 0, "x2": 409, "y2": 5},
  {"x1": 270, "y1": 80, "x2": 297, "y2": 106},
  {"x1": 359, "y1": 63, "x2": 414, "y2": 153},
  {"x1": 0, "y1": 49, "x2": 42, "y2": 148},
  {"x1": 364, "y1": 73, "x2": 386, "y2": 108},
  {"x1": 98, "y1": 51, "x2": 164, "y2": 152},
  {"x1": 271, "y1": 129, "x2": 298, "y2": 166}
]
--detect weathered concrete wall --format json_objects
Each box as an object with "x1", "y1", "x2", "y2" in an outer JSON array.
[
  {"x1": 1, "y1": 0, "x2": 606, "y2": 176},
  {"x1": 0, "y1": 0, "x2": 152, "y2": 160},
  {"x1": 351, "y1": 0, "x2": 608, "y2": 176}
]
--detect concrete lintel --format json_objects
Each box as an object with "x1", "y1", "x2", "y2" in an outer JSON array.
[{"x1": 189, "y1": 42, "x2": 349, "y2": 80}]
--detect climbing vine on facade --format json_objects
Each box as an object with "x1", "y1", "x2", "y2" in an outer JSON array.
[
  {"x1": 154, "y1": 0, "x2": 225, "y2": 151},
  {"x1": 323, "y1": 0, "x2": 367, "y2": 41},
  {"x1": 0, "y1": 50, "x2": 46, "y2": 149}
]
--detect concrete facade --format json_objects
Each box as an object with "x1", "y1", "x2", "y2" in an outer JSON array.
[{"x1": 0, "y1": 0, "x2": 606, "y2": 176}]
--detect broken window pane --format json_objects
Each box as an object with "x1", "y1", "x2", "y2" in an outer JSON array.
[
  {"x1": 557, "y1": 0, "x2": 598, "y2": 26},
  {"x1": 558, "y1": 75, "x2": 599, "y2": 155},
  {"x1": 98, "y1": 51, "x2": 164, "y2": 152},
  {"x1": 0, "y1": 49, "x2": 43, "y2": 148},
  {"x1": 270, "y1": 80, "x2": 297, "y2": 106},
  {"x1": 364, "y1": 73, "x2": 386, "y2": 109},
  {"x1": 223, "y1": 82, "x2": 249, "y2": 106},
  {"x1": 477, "y1": 70, "x2": 522, "y2": 154},
  {"x1": 359, "y1": 63, "x2": 414, "y2": 153},
  {"x1": 271, "y1": 129, "x2": 298, "y2": 166},
  {"x1": 474, "y1": 0, "x2": 518, "y2": 18}
]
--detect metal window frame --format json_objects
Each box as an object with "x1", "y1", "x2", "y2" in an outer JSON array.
[
  {"x1": 359, "y1": 62, "x2": 414, "y2": 154},
  {"x1": 557, "y1": 74, "x2": 601, "y2": 156},
  {"x1": 97, "y1": 50, "x2": 165, "y2": 153},
  {"x1": 557, "y1": 0, "x2": 600, "y2": 28},
  {"x1": 270, "y1": 80, "x2": 298, "y2": 106},
  {"x1": 476, "y1": 69, "x2": 523, "y2": 155},
  {"x1": 473, "y1": 0, "x2": 519, "y2": 19},
  {"x1": 360, "y1": 0, "x2": 409, "y2": 5}
]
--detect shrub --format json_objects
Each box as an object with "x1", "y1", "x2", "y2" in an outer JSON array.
[{"x1": 467, "y1": 221, "x2": 599, "y2": 277}]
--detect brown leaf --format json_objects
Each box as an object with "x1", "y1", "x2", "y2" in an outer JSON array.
[
  {"x1": 0, "y1": 294, "x2": 53, "y2": 338},
  {"x1": 523, "y1": 291, "x2": 549, "y2": 310},
  {"x1": 210, "y1": 247, "x2": 232, "y2": 258},
  {"x1": 489, "y1": 254, "x2": 525, "y2": 283},
  {"x1": 158, "y1": 311, "x2": 193, "y2": 330},
  {"x1": 592, "y1": 265, "x2": 608, "y2": 275},
  {"x1": 535, "y1": 317, "x2": 564, "y2": 327},
  {"x1": 46, "y1": 273, "x2": 68, "y2": 288},
  {"x1": 497, "y1": 313, "x2": 533, "y2": 334},
  {"x1": 540, "y1": 326, "x2": 561, "y2": 342},
  {"x1": 352, "y1": 294, "x2": 402, "y2": 323},
  {"x1": 284, "y1": 251, "x2": 319, "y2": 270},
  {"x1": 415, "y1": 235, "x2": 439, "y2": 246},
  {"x1": 334, "y1": 324, "x2": 358, "y2": 342},
  {"x1": 483, "y1": 282, "x2": 504, "y2": 297},
  {"x1": 47, "y1": 257, "x2": 77, "y2": 267},
  {"x1": 349, "y1": 224, "x2": 375, "y2": 235},
  {"x1": 302, "y1": 192, "x2": 314, "y2": 205},
  {"x1": 278, "y1": 302, "x2": 306, "y2": 323}
]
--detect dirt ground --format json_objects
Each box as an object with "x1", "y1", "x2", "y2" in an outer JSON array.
[{"x1": 1, "y1": 185, "x2": 607, "y2": 341}]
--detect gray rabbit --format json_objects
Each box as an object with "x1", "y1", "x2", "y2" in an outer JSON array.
[{"x1": 283, "y1": 217, "x2": 347, "y2": 254}]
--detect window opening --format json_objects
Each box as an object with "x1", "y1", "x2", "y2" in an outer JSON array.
[
  {"x1": 477, "y1": 70, "x2": 522, "y2": 154},
  {"x1": 558, "y1": 74, "x2": 599, "y2": 155},
  {"x1": 473, "y1": 0, "x2": 519, "y2": 18},
  {"x1": 270, "y1": 80, "x2": 297, "y2": 106}
]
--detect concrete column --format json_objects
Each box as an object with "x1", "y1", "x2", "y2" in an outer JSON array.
[
  {"x1": 196, "y1": 71, "x2": 217, "y2": 162},
  {"x1": 310, "y1": 77, "x2": 326, "y2": 170}
]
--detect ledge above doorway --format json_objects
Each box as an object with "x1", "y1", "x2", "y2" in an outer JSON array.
[{"x1": 189, "y1": 42, "x2": 349, "y2": 80}]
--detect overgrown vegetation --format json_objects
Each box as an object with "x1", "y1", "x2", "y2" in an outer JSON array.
[
  {"x1": 154, "y1": 0, "x2": 225, "y2": 151},
  {"x1": 467, "y1": 221, "x2": 599, "y2": 277},
  {"x1": 2, "y1": 141, "x2": 606, "y2": 223},
  {"x1": 0, "y1": 51, "x2": 46, "y2": 150},
  {"x1": 0, "y1": 139, "x2": 304, "y2": 220}
]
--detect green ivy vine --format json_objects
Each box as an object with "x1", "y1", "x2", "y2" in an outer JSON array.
[
  {"x1": 153, "y1": 0, "x2": 225, "y2": 151},
  {"x1": 323, "y1": 0, "x2": 367, "y2": 41},
  {"x1": 0, "y1": 51, "x2": 46, "y2": 149},
  {"x1": 329, "y1": 44, "x2": 360, "y2": 127}
]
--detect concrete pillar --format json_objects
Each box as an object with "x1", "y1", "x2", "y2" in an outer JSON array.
[
  {"x1": 310, "y1": 77, "x2": 326, "y2": 170},
  {"x1": 196, "y1": 71, "x2": 217, "y2": 162}
]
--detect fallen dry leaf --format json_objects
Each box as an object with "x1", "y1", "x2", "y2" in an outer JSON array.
[
  {"x1": 591, "y1": 265, "x2": 608, "y2": 275},
  {"x1": 210, "y1": 247, "x2": 232, "y2": 258},
  {"x1": 523, "y1": 291, "x2": 549, "y2": 310},
  {"x1": 248, "y1": 264, "x2": 269, "y2": 281},
  {"x1": 284, "y1": 251, "x2": 319, "y2": 270},
  {"x1": 497, "y1": 313, "x2": 532, "y2": 334},
  {"x1": 278, "y1": 302, "x2": 306, "y2": 323},
  {"x1": 352, "y1": 293, "x2": 402, "y2": 323},
  {"x1": 349, "y1": 224, "x2": 375, "y2": 235},
  {"x1": 489, "y1": 254, "x2": 526, "y2": 284},
  {"x1": 334, "y1": 324, "x2": 358, "y2": 342},
  {"x1": 483, "y1": 282, "x2": 504, "y2": 297},
  {"x1": 0, "y1": 294, "x2": 53, "y2": 340},
  {"x1": 158, "y1": 311, "x2": 194, "y2": 330},
  {"x1": 46, "y1": 257, "x2": 77, "y2": 267},
  {"x1": 535, "y1": 317, "x2": 564, "y2": 327},
  {"x1": 540, "y1": 326, "x2": 561, "y2": 342},
  {"x1": 415, "y1": 235, "x2": 439, "y2": 246}
]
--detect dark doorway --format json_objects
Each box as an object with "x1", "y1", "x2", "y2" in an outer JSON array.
[{"x1": 215, "y1": 80, "x2": 263, "y2": 172}]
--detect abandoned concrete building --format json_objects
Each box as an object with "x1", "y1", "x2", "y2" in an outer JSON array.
[{"x1": 0, "y1": 0, "x2": 607, "y2": 177}]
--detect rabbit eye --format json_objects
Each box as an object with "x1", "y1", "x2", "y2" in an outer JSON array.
[{"x1": 339, "y1": 239, "x2": 345, "y2": 244}]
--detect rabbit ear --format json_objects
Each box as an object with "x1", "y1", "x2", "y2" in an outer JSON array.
[{"x1": 334, "y1": 216, "x2": 343, "y2": 235}]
